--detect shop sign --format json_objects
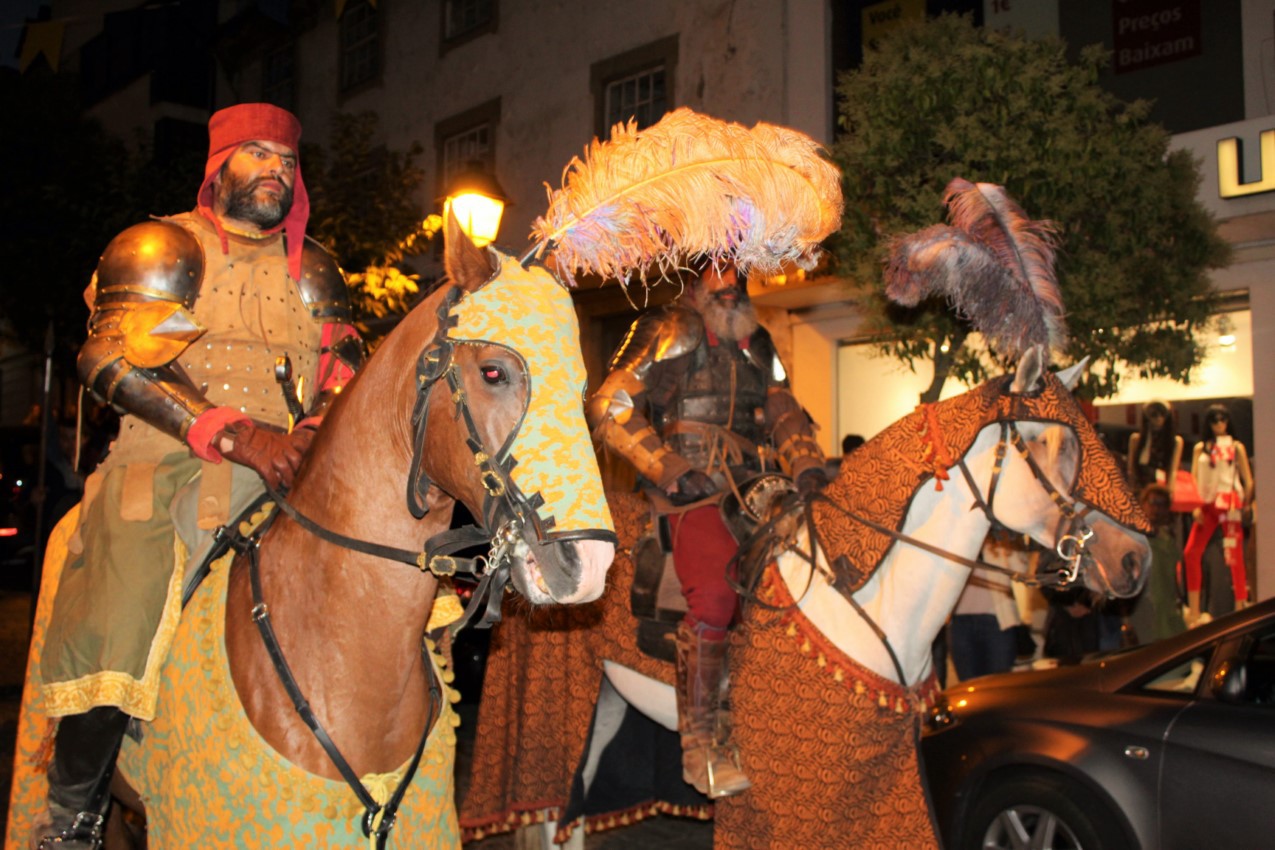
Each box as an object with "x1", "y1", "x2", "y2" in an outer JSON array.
[
  {"x1": 1217, "y1": 131, "x2": 1275, "y2": 198},
  {"x1": 1111, "y1": 0, "x2": 1201, "y2": 74}
]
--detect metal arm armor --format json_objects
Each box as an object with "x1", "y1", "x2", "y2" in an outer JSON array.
[
  {"x1": 607, "y1": 306, "x2": 703, "y2": 380},
  {"x1": 587, "y1": 307, "x2": 704, "y2": 488},
  {"x1": 765, "y1": 386, "x2": 825, "y2": 480},
  {"x1": 77, "y1": 220, "x2": 213, "y2": 440},
  {"x1": 298, "y1": 238, "x2": 353, "y2": 321}
]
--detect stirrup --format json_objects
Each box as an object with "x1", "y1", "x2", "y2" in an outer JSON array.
[
  {"x1": 36, "y1": 812, "x2": 105, "y2": 850},
  {"x1": 704, "y1": 743, "x2": 752, "y2": 799}
]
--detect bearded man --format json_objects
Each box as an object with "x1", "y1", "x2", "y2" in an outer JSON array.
[
  {"x1": 587, "y1": 261, "x2": 827, "y2": 799},
  {"x1": 32, "y1": 103, "x2": 362, "y2": 848}
]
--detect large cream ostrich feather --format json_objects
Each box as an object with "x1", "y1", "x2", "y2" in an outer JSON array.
[{"x1": 530, "y1": 107, "x2": 843, "y2": 285}]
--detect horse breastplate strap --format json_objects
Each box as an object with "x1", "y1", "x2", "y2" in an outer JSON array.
[{"x1": 232, "y1": 523, "x2": 439, "y2": 849}]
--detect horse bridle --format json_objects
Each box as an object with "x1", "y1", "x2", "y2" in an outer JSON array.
[
  {"x1": 954, "y1": 420, "x2": 1096, "y2": 588},
  {"x1": 727, "y1": 418, "x2": 1098, "y2": 688},
  {"x1": 221, "y1": 286, "x2": 612, "y2": 847},
  {"x1": 269, "y1": 285, "x2": 612, "y2": 632}
]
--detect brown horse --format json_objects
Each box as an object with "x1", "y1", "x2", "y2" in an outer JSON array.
[{"x1": 6, "y1": 216, "x2": 616, "y2": 849}]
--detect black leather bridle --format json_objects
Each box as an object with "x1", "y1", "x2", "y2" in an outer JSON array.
[
  {"x1": 218, "y1": 284, "x2": 615, "y2": 847},
  {"x1": 730, "y1": 418, "x2": 1101, "y2": 687},
  {"x1": 953, "y1": 420, "x2": 1096, "y2": 587},
  {"x1": 268, "y1": 285, "x2": 615, "y2": 631}
]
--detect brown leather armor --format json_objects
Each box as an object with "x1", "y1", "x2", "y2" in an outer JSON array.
[
  {"x1": 78, "y1": 215, "x2": 356, "y2": 445},
  {"x1": 588, "y1": 304, "x2": 824, "y2": 492}
]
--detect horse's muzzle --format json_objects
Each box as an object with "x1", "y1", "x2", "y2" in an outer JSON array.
[{"x1": 516, "y1": 535, "x2": 616, "y2": 605}]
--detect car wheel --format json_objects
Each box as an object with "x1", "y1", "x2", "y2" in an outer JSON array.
[{"x1": 961, "y1": 773, "x2": 1130, "y2": 850}]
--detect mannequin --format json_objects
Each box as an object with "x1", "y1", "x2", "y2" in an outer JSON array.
[
  {"x1": 1183, "y1": 403, "x2": 1253, "y2": 623},
  {"x1": 1126, "y1": 400, "x2": 1183, "y2": 497}
]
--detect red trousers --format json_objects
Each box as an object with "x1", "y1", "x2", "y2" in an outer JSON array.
[
  {"x1": 668, "y1": 504, "x2": 739, "y2": 638},
  {"x1": 1184, "y1": 504, "x2": 1246, "y2": 603}
]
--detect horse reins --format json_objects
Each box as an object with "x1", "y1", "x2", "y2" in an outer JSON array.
[
  {"x1": 222, "y1": 284, "x2": 606, "y2": 847},
  {"x1": 263, "y1": 285, "x2": 592, "y2": 634},
  {"x1": 801, "y1": 421, "x2": 1096, "y2": 594},
  {"x1": 732, "y1": 418, "x2": 1100, "y2": 688}
]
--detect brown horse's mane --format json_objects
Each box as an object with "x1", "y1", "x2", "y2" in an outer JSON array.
[{"x1": 812, "y1": 372, "x2": 1145, "y2": 593}]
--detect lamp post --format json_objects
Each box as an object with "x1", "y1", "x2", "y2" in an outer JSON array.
[{"x1": 441, "y1": 160, "x2": 510, "y2": 248}]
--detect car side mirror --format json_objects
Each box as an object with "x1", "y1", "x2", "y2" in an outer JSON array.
[{"x1": 1211, "y1": 660, "x2": 1247, "y2": 703}]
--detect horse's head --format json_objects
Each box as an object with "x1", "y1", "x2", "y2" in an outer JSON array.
[
  {"x1": 979, "y1": 349, "x2": 1151, "y2": 598},
  {"x1": 412, "y1": 216, "x2": 616, "y2": 605}
]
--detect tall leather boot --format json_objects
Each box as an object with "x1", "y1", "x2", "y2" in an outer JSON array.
[
  {"x1": 674, "y1": 621, "x2": 751, "y2": 798},
  {"x1": 32, "y1": 706, "x2": 130, "y2": 850}
]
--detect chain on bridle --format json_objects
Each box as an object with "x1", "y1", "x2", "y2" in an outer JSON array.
[
  {"x1": 226, "y1": 286, "x2": 592, "y2": 847},
  {"x1": 953, "y1": 420, "x2": 1095, "y2": 588},
  {"x1": 268, "y1": 286, "x2": 566, "y2": 632},
  {"x1": 727, "y1": 417, "x2": 1098, "y2": 688}
]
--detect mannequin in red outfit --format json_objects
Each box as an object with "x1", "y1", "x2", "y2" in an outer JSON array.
[{"x1": 1183, "y1": 404, "x2": 1253, "y2": 624}]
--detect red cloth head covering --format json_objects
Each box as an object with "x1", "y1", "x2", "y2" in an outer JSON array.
[{"x1": 196, "y1": 103, "x2": 310, "y2": 281}]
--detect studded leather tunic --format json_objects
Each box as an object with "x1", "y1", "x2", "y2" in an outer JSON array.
[{"x1": 94, "y1": 212, "x2": 345, "y2": 467}]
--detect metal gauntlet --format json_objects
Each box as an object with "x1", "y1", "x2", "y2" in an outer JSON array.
[
  {"x1": 765, "y1": 387, "x2": 824, "y2": 480},
  {"x1": 77, "y1": 220, "x2": 212, "y2": 440}
]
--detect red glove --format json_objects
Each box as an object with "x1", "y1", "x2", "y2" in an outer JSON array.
[{"x1": 218, "y1": 420, "x2": 310, "y2": 491}]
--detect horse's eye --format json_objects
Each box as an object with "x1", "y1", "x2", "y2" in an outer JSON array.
[{"x1": 481, "y1": 364, "x2": 507, "y2": 385}]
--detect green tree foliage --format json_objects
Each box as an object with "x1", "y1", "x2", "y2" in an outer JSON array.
[
  {"x1": 833, "y1": 14, "x2": 1231, "y2": 400},
  {"x1": 304, "y1": 112, "x2": 437, "y2": 343}
]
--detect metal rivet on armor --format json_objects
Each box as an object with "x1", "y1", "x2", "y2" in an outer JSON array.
[
  {"x1": 206, "y1": 342, "x2": 213, "y2": 349},
  {"x1": 223, "y1": 383, "x2": 231, "y2": 390}
]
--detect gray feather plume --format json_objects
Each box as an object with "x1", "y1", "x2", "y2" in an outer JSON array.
[{"x1": 885, "y1": 178, "x2": 1066, "y2": 359}]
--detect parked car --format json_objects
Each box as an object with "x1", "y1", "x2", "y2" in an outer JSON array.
[{"x1": 923, "y1": 597, "x2": 1275, "y2": 850}]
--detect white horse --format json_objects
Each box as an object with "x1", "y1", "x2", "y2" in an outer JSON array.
[{"x1": 461, "y1": 350, "x2": 1151, "y2": 849}]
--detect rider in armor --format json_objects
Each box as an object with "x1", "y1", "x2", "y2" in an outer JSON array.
[
  {"x1": 587, "y1": 261, "x2": 827, "y2": 798},
  {"x1": 32, "y1": 104, "x2": 363, "y2": 849}
]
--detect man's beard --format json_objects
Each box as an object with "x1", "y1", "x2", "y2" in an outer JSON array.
[
  {"x1": 219, "y1": 168, "x2": 294, "y2": 229},
  {"x1": 697, "y1": 293, "x2": 758, "y2": 342}
]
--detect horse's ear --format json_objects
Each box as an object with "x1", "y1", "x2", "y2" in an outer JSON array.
[
  {"x1": 1055, "y1": 357, "x2": 1090, "y2": 392},
  {"x1": 1009, "y1": 345, "x2": 1046, "y2": 394},
  {"x1": 444, "y1": 208, "x2": 496, "y2": 293}
]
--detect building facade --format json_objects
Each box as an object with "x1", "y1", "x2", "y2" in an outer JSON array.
[{"x1": 19, "y1": 0, "x2": 1275, "y2": 596}]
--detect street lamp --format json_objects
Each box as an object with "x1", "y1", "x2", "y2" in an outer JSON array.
[{"x1": 441, "y1": 160, "x2": 510, "y2": 248}]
